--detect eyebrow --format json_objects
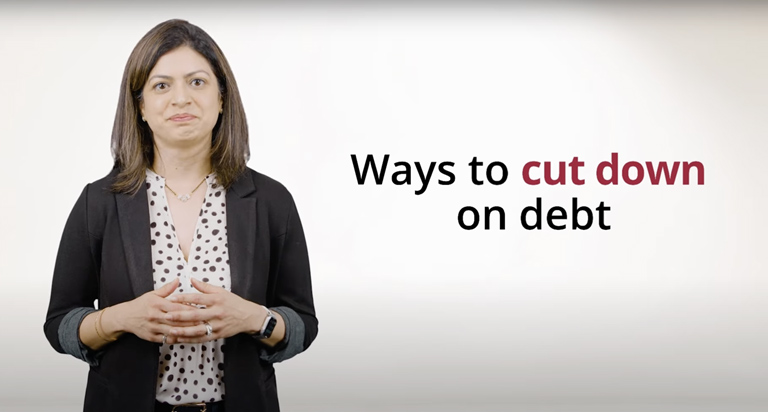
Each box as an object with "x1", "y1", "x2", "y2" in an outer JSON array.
[{"x1": 148, "y1": 70, "x2": 211, "y2": 82}]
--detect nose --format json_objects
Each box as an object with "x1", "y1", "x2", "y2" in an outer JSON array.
[{"x1": 172, "y1": 85, "x2": 191, "y2": 106}]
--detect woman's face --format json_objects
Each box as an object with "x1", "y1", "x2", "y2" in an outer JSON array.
[{"x1": 140, "y1": 45, "x2": 222, "y2": 148}]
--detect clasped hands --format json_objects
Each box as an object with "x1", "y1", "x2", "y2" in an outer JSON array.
[{"x1": 118, "y1": 277, "x2": 266, "y2": 345}]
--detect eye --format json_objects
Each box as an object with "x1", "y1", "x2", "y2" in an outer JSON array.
[
  {"x1": 153, "y1": 82, "x2": 169, "y2": 91},
  {"x1": 191, "y1": 78, "x2": 206, "y2": 87}
]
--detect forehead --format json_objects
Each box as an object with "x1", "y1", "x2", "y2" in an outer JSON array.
[{"x1": 149, "y1": 46, "x2": 214, "y2": 76}]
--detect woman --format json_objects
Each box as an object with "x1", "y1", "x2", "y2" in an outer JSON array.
[{"x1": 44, "y1": 19, "x2": 318, "y2": 412}]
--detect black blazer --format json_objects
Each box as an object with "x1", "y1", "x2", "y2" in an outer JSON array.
[{"x1": 44, "y1": 167, "x2": 318, "y2": 412}]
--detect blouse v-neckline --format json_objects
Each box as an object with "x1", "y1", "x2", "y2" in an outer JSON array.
[{"x1": 146, "y1": 168, "x2": 215, "y2": 264}]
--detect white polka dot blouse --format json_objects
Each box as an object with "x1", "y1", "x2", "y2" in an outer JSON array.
[{"x1": 145, "y1": 168, "x2": 230, "y2": 404}]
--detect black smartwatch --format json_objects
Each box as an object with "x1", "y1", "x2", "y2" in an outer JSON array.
[{"x1": 256, "y1": 308, "x2": 277, "y2": 339}]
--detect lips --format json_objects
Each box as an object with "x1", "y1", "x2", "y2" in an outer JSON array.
[{"x1": 170, "y1": 114, "x2": 196, "y2": 121}]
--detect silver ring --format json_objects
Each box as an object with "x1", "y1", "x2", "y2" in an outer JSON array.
[
  {"x1": 162, "y1": 335, "x2": 167, "y2": 345},
  {"x1": 204, "y1": 322, "x2": 213, "y2": 336}
]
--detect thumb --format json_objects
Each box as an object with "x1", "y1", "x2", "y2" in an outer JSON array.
[
  {"x1": 154, "y1": 278, "x2": 180, "y2": 297},
  {"x1": 190, "y1": 277, "x2": 221, "y2": 294}
]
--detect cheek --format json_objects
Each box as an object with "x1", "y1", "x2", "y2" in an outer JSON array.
[
  {"x1": 203, "y1": 98, "x2": 222, "y2": 122},
  {"x1": 142, "y1": 101, "x2": 156, "y2": 115},
  {"x1": 203, "y1": 112, "x2": 220, "y2": 129},
  {"x1": 146, "y1": 98, "x2": 166, "y2": 112}
]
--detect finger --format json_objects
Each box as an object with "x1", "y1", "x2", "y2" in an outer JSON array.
[
  {"x1": 168, "y1": 293, "x2": 215, "y2": 306},
  {"x1": 175, "y1": 335, "x2": 217, "y2": 344},
  {"x1": 157, "y1": 300, "x2": 201, "y2": 313},
  {"x1": 169, "y1": 323, "x2": 210, "y2": 338},
  {"x1": 151, "y1": 333, "x2": 167, "y2": 344},
  {"x1": 160, "y1": 327, "x2": 184, "y2": 345},
  {"x1": 165, "y1": 308, "x2": 219, "y2": 323},
  {"x1": 153, "y1": 278, "x2": 180, "y2": 297},
  {"x1": 190, "y1": 277, "x2": 223, "y2": 294},
  {"x1": 161, "y1": 319, "x2": 202, "y2": 328},
  {"x1": 173, "y1": 323, "x2": 219, "y2": 343}
]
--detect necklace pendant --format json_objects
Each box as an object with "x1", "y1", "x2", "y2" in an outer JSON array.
[{"x1": 178, "y1": 194, "x2": 191, "y2": 202}]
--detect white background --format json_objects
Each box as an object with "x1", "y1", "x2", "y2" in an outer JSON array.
[{"x1": 1, "y1": 3, "x2": 767, "y2": 412}]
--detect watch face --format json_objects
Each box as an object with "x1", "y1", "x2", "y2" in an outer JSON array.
[{"x1": 264, "y1": 317, "x2": 277, "y2": 338}]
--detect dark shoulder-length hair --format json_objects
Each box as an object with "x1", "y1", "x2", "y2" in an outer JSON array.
[{"x1": 110, "y1": 19, "x2": 249, "y2": 194}]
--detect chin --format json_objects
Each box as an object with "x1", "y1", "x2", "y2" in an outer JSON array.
[{"x1": 156, "y1": 133, "x2": 208, "y2": 146}]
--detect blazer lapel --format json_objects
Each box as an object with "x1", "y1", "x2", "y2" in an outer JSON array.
[
  {"x1": 115, "y1": 183, "x2": 154, "y2": 298},
  {"x1": 226, "y1": 170, "x2": 258, "y2": 298}
]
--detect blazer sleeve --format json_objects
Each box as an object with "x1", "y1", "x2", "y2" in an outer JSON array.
[
  {"x1": 44, "y1": 184, "x2": 100, "y2": 355},
  {"x1": 267, "y1": 194, "x2": 318, "y2": 352},
  {"x1": 258, "y1": 306, "x2": 304, "y2": 363}
]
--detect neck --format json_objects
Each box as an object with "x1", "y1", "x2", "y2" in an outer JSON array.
[{"x1": 151, "y1": 139, "x2": 211, "y2": 183}]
